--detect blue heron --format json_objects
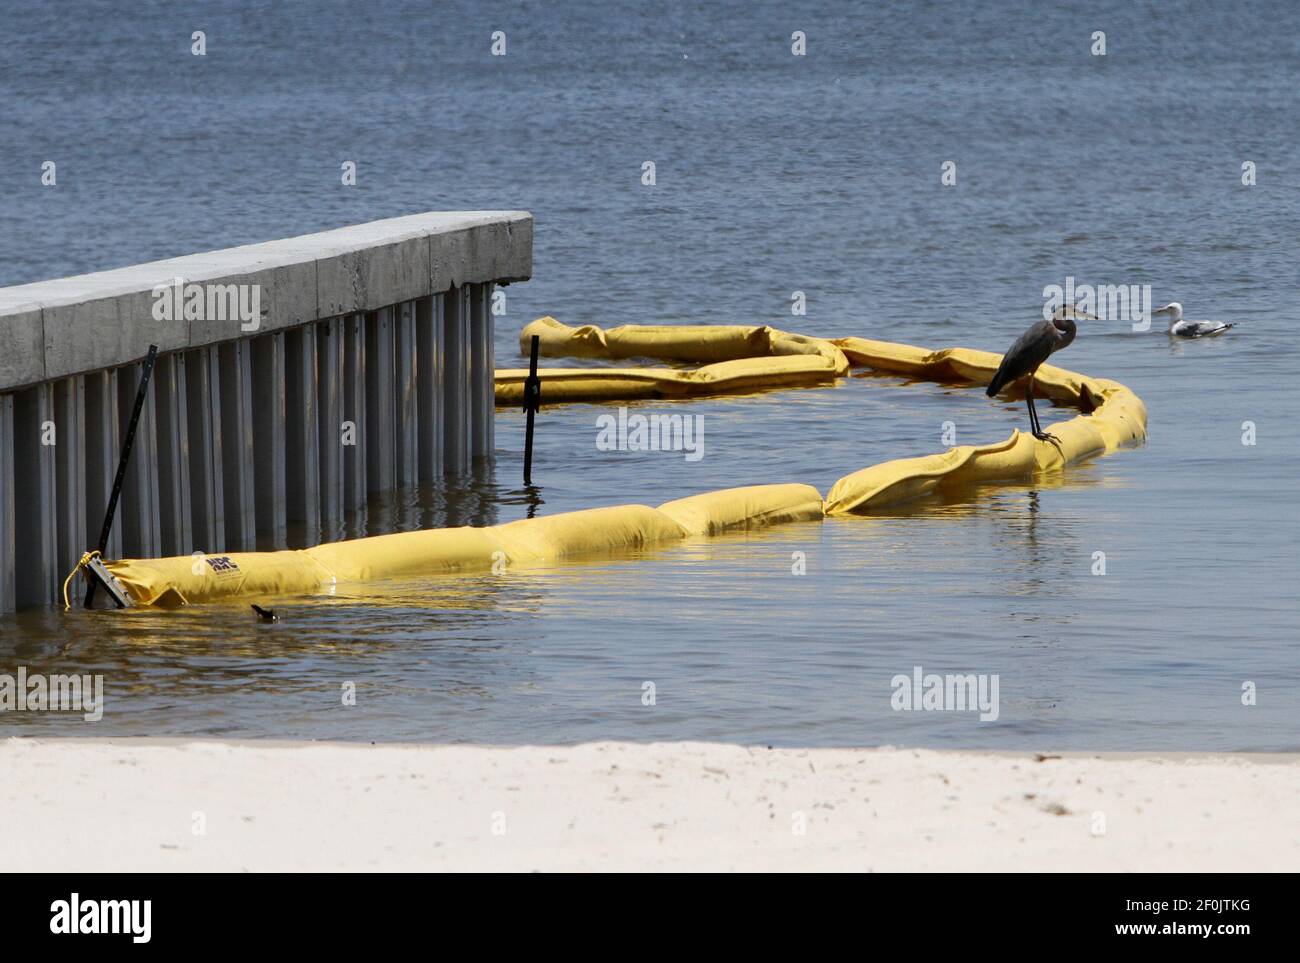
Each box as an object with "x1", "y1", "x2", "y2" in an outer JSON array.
[{"x1": 985, "y1": 312, "x2": 1078, "y2": 443}]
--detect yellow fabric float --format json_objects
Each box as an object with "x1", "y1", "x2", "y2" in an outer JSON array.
[
  {"x1": 523, "y1": 315, "x2": 774, "y2": 363},
  {"x1": 495, "y1": 355, "x2": 840, "y2": 403},
  {"x1": 504, "y1": 320, "x2": 1147, "y2": 511},
  {"x1": 658, "y1": 484, "x2": 826, "y2": 536},
  {"x1": 494, "y1": 505, "x2": 688, "y2": 559},
  {"x1": 506, "y1": 317, "x2": 850, "y2": 403},
  {"x1": 105, "y1": 550, "x2": 334, "y2": 609},
  {"x1": 308, "y1": 527, "x2": 513, "y2": 582},
  {"x1": 103, "y1": 506, "x2": 693, "y2": 607},
  {"x1": 90, "y1": 322, "x2": 1146, "y2": 608}
]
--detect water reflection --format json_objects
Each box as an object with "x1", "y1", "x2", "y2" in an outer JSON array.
[{"x1": 499, "y1": 484, "x2": 545, "y2": 519}]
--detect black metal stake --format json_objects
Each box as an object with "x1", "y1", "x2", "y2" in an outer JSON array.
[
  {"x1": 84, "y1": 344, "x2": 158, "y2": 608},
  {"x1": 522, "y1": 334, "x2": 541, "y2": 486}
]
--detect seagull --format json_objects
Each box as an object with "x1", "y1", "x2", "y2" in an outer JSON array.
[
  {"x1": 986, "y1": 313, "x2": 1078, "y2": 443},
  {"x1": 1154, "y1": 302, "x2": 1235, "y2": 338}
]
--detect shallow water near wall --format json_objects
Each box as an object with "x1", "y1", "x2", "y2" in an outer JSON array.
[{"x1": 1, "y1": 0, "x2": 1297, "y2": 749}]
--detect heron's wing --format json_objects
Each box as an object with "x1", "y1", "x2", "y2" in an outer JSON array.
[{"x1": 989, "y1": 320, "x2": 1058, "y2": 390}]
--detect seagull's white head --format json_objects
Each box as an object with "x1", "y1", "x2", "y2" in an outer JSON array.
[{"x1": 1154, "y1": 301, "x2": 1184, "y2": 322}]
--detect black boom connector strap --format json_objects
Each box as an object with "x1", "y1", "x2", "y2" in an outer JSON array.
[
  {"x1": 523, "y1": 334, "x2": 542, "y2": 486},
  {"x1": 84, "y1": 344, "x2": 158, "y2": 609}
]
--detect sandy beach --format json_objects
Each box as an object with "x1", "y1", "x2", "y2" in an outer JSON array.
[{"x1": 2, "y1": 738, "x2": 1295, "y2": 872}]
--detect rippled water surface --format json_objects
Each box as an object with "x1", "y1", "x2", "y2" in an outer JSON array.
[{"x1": 2, "y1": 0, "x2": 1297, "y2": 748}]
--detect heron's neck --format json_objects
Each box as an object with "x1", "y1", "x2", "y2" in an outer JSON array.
[{"x1": 1052, "y1": 318, "x2": 1076, "y2": 351}]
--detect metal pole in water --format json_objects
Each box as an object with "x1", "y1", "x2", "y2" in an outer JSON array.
[
  {"x1": 84, "y1": 344, "x2": 158, "y2": 608},
  {"x1": 522, "y1": 335, "x2": 541, "y2": 487}
]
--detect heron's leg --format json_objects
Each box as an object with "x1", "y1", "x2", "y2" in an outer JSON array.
[
  {"x1": 1027, "y1": 378, "x2": 1059, "y2": 444},
  {"x1": 1024, "y1": 379, "x2": 1040, "y2": 435}
]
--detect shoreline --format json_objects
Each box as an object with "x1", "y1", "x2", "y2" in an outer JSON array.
[{"x1": 4, "y1": 738, "x2": 1296, "y2": 872}]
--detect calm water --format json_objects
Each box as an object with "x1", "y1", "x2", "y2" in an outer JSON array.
[{"x1": 2, "y1": 0, "x2": 1297, "y2": 749}]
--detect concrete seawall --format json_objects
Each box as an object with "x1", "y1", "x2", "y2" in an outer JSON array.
[{"x1": 0, "y1": 212, "x2": 531, "y2": 611}]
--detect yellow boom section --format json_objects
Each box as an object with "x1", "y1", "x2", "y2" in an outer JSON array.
[{"x1": 97, "y1": 319, "x2": 1146, "y2": 607}]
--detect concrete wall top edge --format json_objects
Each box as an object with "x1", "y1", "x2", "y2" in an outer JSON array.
[
  {"x1": 0, "y1": 212, "x2": 532, "y2": 314},
  {"x1": 0, "y1": 212, "x2": 531, "y2": 390}
]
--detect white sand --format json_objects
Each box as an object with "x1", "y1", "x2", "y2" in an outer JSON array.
[{"x1": 2, "y1": 738, "x2": 1296, "y2": 872}]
